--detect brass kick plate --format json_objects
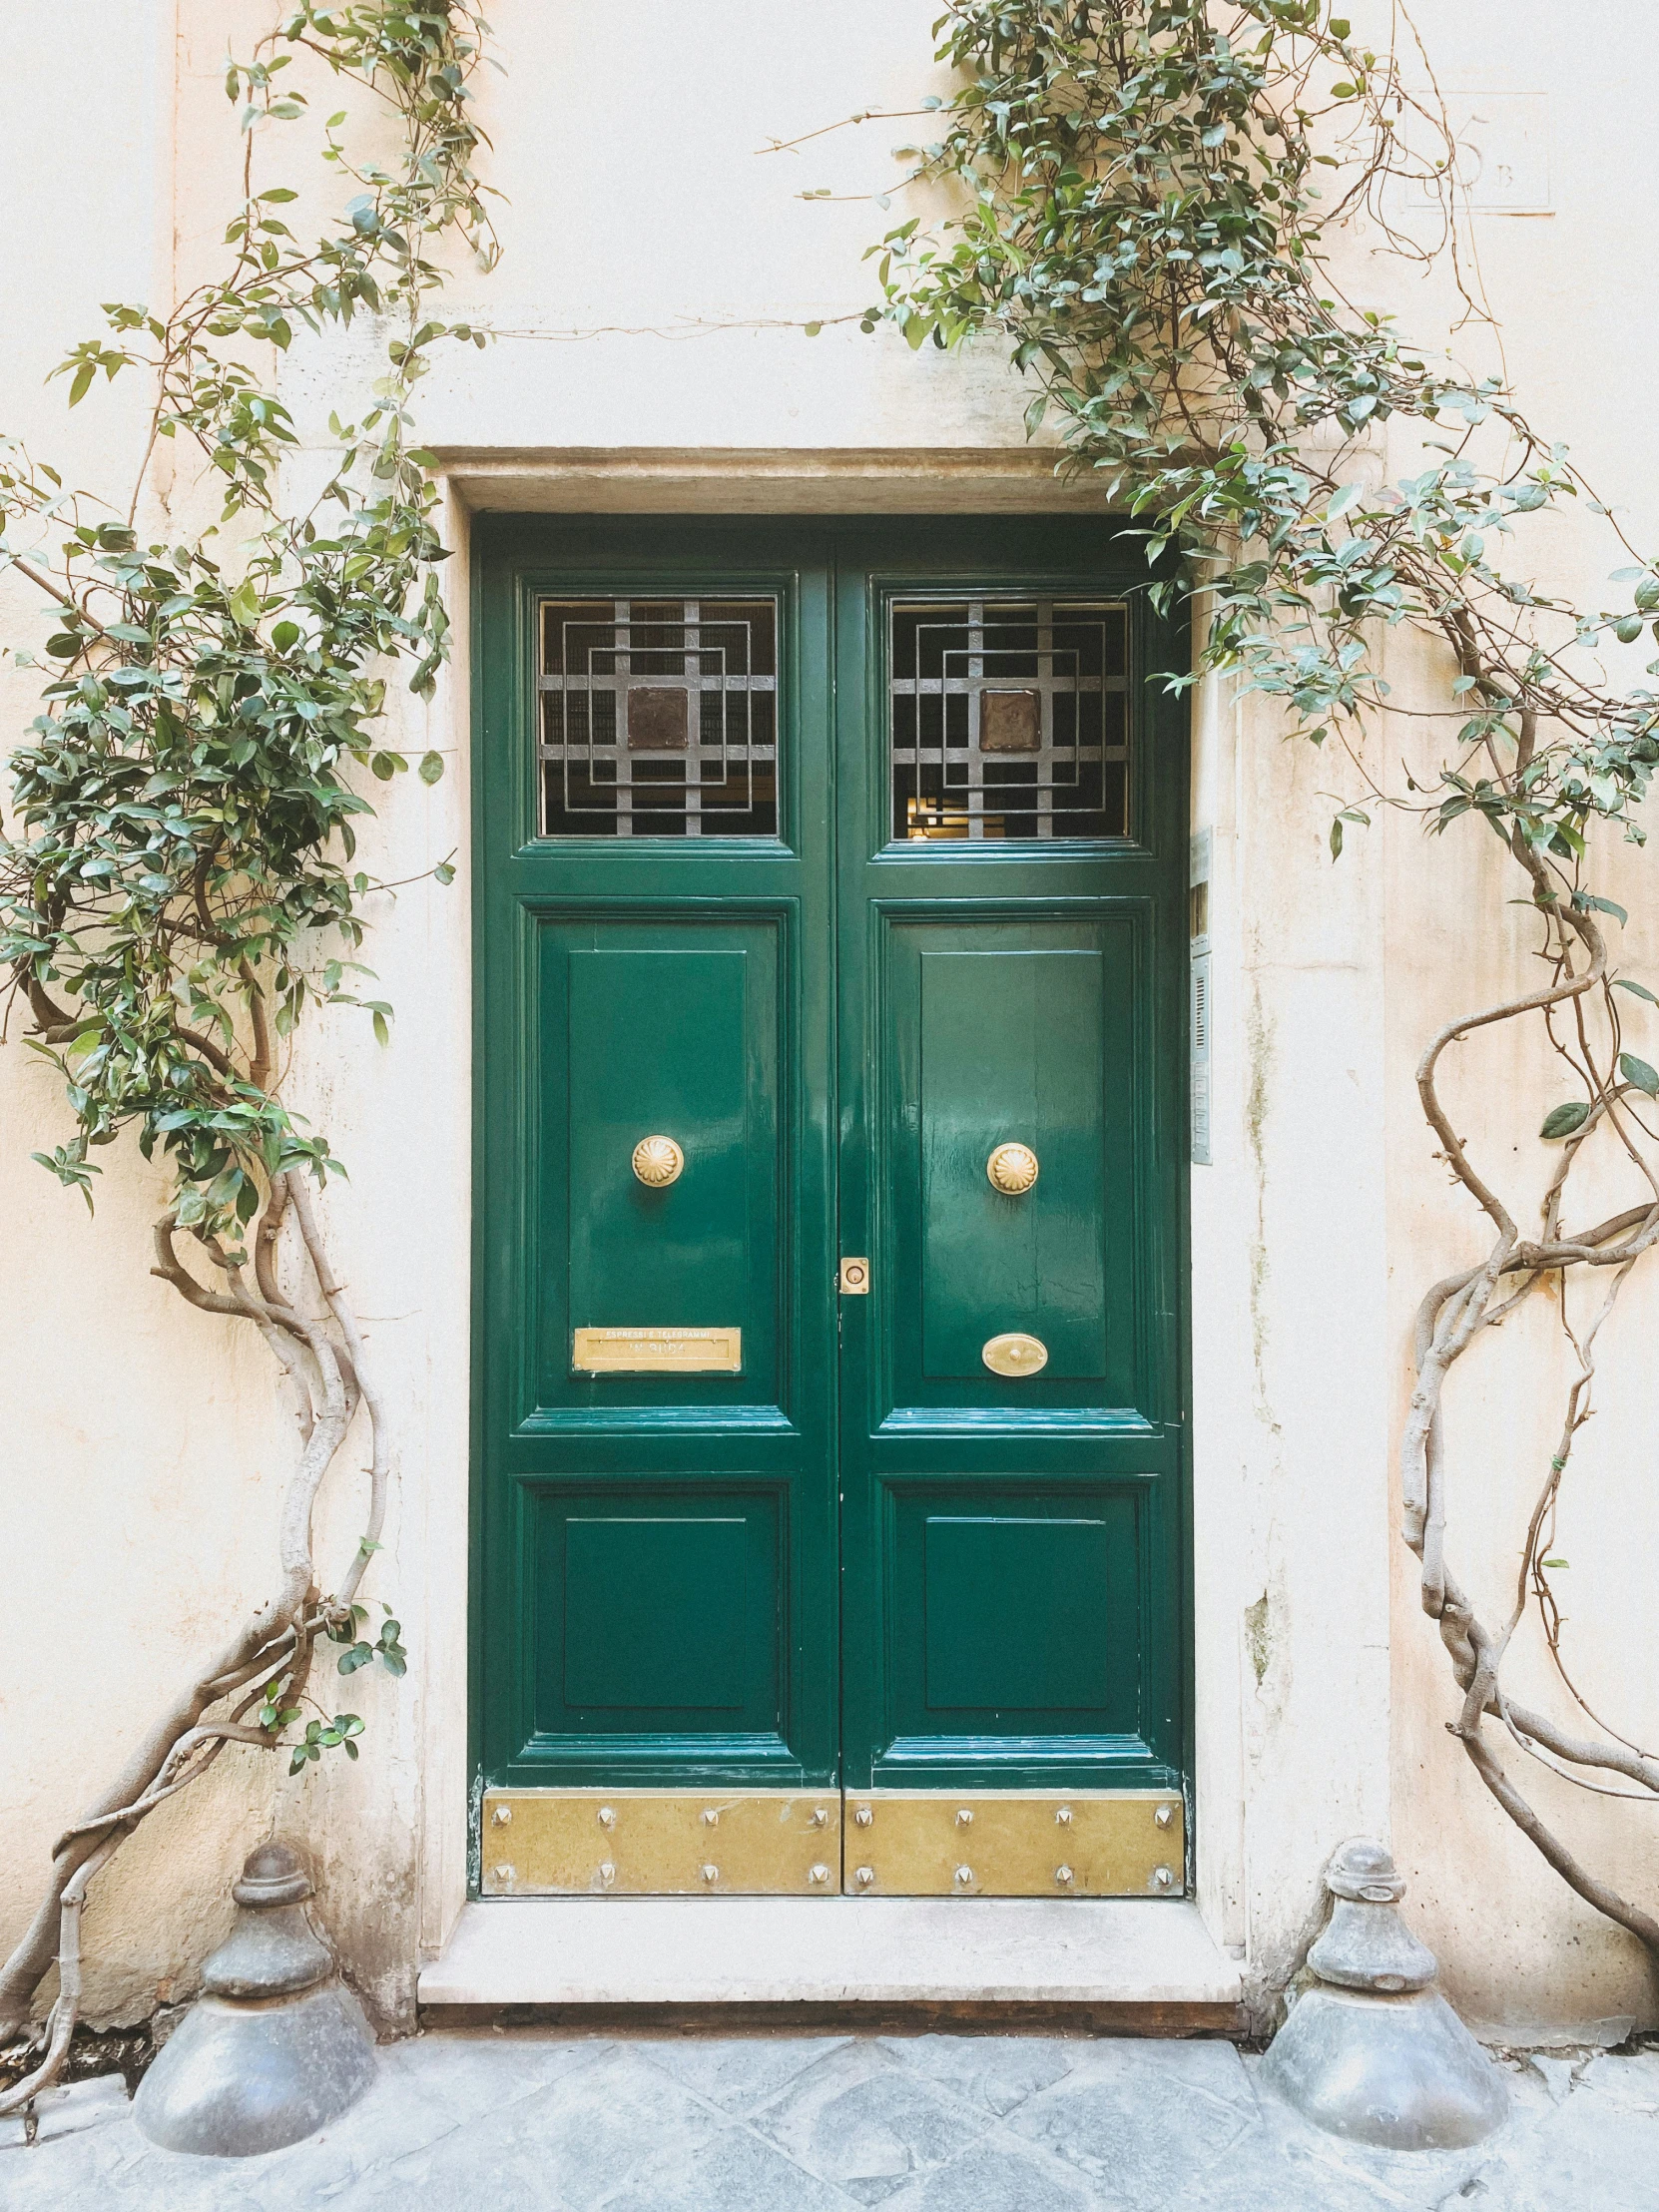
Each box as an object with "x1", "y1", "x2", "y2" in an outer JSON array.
[
  {"x1": 842, "y1": 1792, "x2": 1184, "y2": 1898},
  {"x1": 481, "y1": 1790, "x2": 840, "y2": 1895},
  {"x1": 571, "y1": 1326, "x2": 742, "y2": 1374}
]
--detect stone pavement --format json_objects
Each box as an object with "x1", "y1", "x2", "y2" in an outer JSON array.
[{"x1": 2, "y1": 2029, "x2": 1656, "y2": 2211}]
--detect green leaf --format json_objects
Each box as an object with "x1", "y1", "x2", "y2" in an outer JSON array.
[
  {"x1": 1620, "y1": 1053, "x2": 1659, "y2": 1097},
  {"x1": 1613, "y1": 977, "x2": 1659, "y2": 1003},
  {"x1": 371, "y1": 1009, "x2": 390, "y2": 1047},
  {"x1": 1539, "y1": 1101, "x2": 1590, "y2": 1140},
  {"x1": 433, "y1": 860, "x2": 456, "y2": 886},
  {"x1": 418, "y1": 750, "x2": 444, "y2": 786}
]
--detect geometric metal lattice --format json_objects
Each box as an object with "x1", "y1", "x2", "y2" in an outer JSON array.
[
  {"x1": 540, "y1": 598, "x2": 778, "y2": 836},
  {"x1": 890, "y1": 599, "x2": 1129, "y2": 841}
]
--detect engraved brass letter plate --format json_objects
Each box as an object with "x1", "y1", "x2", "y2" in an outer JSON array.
[{"x1": 572, "y1": 1326, "x2": 742, "y2": 1374}]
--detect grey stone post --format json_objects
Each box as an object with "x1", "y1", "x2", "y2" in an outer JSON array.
[
  {"x1": 1261, "y1": 1837, "x2": 1509, "y2": 2150},
  {"x1": 133, "y1": 1839, "x2": 376, "y2": 2157}
]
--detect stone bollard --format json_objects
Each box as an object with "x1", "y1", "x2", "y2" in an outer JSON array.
[
  {"x1": 133, "y1": 1840, "x2": 376, "y2": 2157},
  {"x1": 1261, "y1": 1837, "x2": 1509, "y2": 2151}
]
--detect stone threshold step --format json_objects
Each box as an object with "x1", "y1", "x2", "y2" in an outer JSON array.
[{"x1": 418, "y1": 1898, "x2": 1243, "y2": 2033}]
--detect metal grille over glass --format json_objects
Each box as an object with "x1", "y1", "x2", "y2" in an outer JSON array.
[
  {"x1": 890, "y1": 599, "x2": 1129, "y2": 841},
  {"x1": 539, "y1": 598, "x2": 778, "y2": 836}
]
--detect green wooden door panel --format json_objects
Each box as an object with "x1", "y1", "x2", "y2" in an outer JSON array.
[
  {"x1": 568, "y1": 949, "x2": 753, "y2": 1340},
  {"x1": 473, "y1": 514, "x2": 1189, "y2": 1832},
  {"x1": 474, "y1": 520, "x2": 837, "y2": 1793},
  {"x1": 533, "y1": 1493, "x2": 785, "y2": 1746},
  {"x1": 833, "y1": 518, "x2": 1188, "y2": 1797},
  {"x1": 920, "y1": 950, "x2": 1107, "y2": 1382},
  {"x1": 562, "y1": 1518, "x2": 750, "y2": 1712},
  {"x1": 539, "y1": 921, "x2": 781, "y2": 1413},
  {"x1": 918, "y1": 1504, "x2": 1139, "y2": 1723}
]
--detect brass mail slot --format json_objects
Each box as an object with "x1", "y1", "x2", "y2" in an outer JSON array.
[{"x1": 572, "y1": 1326, "x2": 742, "y2": 1374}]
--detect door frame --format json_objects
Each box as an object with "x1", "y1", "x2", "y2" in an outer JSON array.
[{"x1": 467, "y1": 511, "x2": 1194, "y2": 1890}]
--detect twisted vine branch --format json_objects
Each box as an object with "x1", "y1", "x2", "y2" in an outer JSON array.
[{"x1": 1, "y1": 1, "x2": 495, "y2": 2105}]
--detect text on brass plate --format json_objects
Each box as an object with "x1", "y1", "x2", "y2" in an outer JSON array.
[{"x1": 573, "y1": 1326, "x2": 741, "y2": 1374}]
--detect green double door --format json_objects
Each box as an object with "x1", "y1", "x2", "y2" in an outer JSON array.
[{"x1": 473, "y1": 518, "x2": 1189, "y2": 1898}]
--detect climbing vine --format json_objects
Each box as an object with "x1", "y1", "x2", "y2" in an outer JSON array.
[
  {"x1": 0, "y1": 1, "x2": 497, "y2": 2104},
  {"x1": 845, "y1": 0, "x2": 1659, "y2": 1958}
]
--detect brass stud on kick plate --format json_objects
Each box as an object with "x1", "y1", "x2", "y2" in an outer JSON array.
[
  {"x1": 1155, "y1": 1804, "x2": 1174, "y2": 1829},
  {"x1": 701, "y1": 1864, "x2": 720, "y2": 1886},
  {"x1": 598, "y1": 1806, "x2": 617, "y2": 1829},
  {"x1": 1056, "y1": 1865, "x2": 1074, "y2": 1888},
  {"x1": 953, "y1": 1866, "x2": 974, "y2": 1889},
  {"x1": 491, "y1": 1805, "x2": 512, "y2": 1826},
  {"x1": 809, "y1": 1864, "x2": 830, "y2": 1886},
  {"x1": 854, "y1": 1866, "x2": 875, "y2": 1889},
  {"x1": 810, "y1": 1807, "x2": 830, "y2": 1829},
  {"x1": 853, "y1": 1806, "x2": 873, "y2": 1828}
]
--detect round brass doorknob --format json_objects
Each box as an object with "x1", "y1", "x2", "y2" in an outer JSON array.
[
  {"x1": 987, "y1": 1141, "x2": 1039, "y2": 1195},
  {"x1": 632, "y1": 1135, "x2": 684, "y2": 1188}
]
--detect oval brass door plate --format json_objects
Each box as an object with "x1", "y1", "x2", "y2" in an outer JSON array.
[
  {"x1": 982, "y1": 1331, "x2": 1049, "y2": 1379},
  {"x1": 986, "y1": 1141, "x2": 1039, "y2": 1195}
]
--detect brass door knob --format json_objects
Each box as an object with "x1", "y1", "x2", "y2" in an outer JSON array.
[
  {"x1": 632, "y1": 1135, "x2": 684, "y2": 1187},
  {"x1": 987, "y1": 1141, "x2": 1039, "y2": 1195}
]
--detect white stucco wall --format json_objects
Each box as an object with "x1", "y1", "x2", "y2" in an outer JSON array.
[{"x1": 4, "y1": 0, "x2": 1659, "y2": 2041}]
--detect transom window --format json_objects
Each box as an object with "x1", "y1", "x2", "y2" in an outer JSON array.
[
  {"x1": 538, "y1": 597, "x2": 778, "y2": 837},
  {"x1": 889, "y1": 599, "x2": 1129, "y2": 842}
]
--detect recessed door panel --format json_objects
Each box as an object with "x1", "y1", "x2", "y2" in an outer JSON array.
[
  {"x1": 918, "y1": 943, "x2": 1110, "y2": 1385},
  {"x1": 567, "y1": 946, "x2": 756, "y2": 1371},
  {"x1": 535, "y1": 917, "x2": 783, "y2": 1417},
  {"x1": 533, "y1": 1492, "x2": 783, "y2": 1741}
]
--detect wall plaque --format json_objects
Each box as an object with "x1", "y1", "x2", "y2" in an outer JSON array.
[{"x1": 573, "y1": 1326, "x2": 742, "y2": 1374}]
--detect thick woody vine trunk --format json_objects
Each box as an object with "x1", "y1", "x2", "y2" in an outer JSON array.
[{"x1": 0, "y1": 1176, "x2": 383, "y2": 2095}]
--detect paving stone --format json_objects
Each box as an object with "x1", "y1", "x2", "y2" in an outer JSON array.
[
  {"x1": 348, "y1": 2041, "x2": 724, "y2": 2211},
  {"x1": 1575, "y1": 2050, "x2": 1659, "y2": 2113},
  {"x1": 0, "y1": 2071, "x2": 131, "y2": 2151},
  {"x1": 5, "y1": 2027, "x2": 1659, "y2": 2210},
  {"x1": 1002, "y1": 2040, "x2": 1254, "y2": 2206},
  {"x1": 1061, "y1": 2033, "x2": 1257, "y2": 2112},
  {"x1": 597, "y1": 2121, "x2": 857, "y2": 2212},
  {"x1": 877, "y1": 2137, "x2": 1105, "y2": 2211},
  {"x1": 750, "y1": 2039, "x2": 993, "y2": 2204},
  {"x1": 879, "y1": 2033, "x2": 1079, "y2": 2117},
  {"x1": 639, "y1": 2033, "x2": 853, "y2": 2115}
]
